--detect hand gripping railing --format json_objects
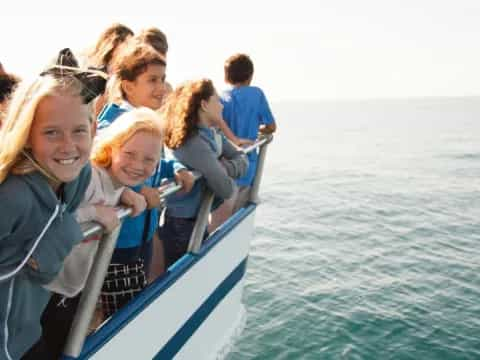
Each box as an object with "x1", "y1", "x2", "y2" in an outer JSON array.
[{"x1": 63, "y1": 134, "x2": 273, "y2": 358}]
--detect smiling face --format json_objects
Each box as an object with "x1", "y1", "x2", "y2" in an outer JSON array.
[
  {"x1": 122, "y1": 63, "x2": 167, "y2": 110},
  {"x1": 109, "y1": 131, "x2": 161, "y2": 186},
  {"x1": 28, "y1": 94, "x2": 93, "y2": 184}
]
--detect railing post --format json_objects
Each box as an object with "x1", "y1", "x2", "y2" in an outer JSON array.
[
  {"x1": 187, "y1": 189, "x2": 215, "y2": 254},
  {"x1": 63, "y1": 226, "x2": 121, "y2": 357},
  {"x1": 249, "y1": 134, "x2": 273, "y2": 204}
]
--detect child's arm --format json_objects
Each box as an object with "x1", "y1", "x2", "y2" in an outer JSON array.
[
  {"x1": 216, "y1": 118, "x2": 254, "y2": 147},
  {"x1": 158, "y1": 159, "x2": 195, "y2": 194},
  {"x1": 258, "y1": 89, "x2": 277, "y2": 135},
  {"x1": 93, "y1": 204, "x2": 120, "y2": 233},
  {"x1": 90, "y1": 188, "x2": 147, "y2": 231},
  {"x1": 259, "y1": 122, "x2": 277, "y2": 134},
  {"x1": 74, "y1": 168, "x2": 120, "y2": 232},
  {"x1": 120, "y1": 188, "x2": 147, "y2": 216},
  {"x1": 140, "y1": 186, "x2": 161, "y2": 210},
  {"x1": 174, "y1": 169, "x2": 195, "y2": 194},
  {"x1": 175, "y1": 138, "x2": 240, "y2": 200},
  {"x1": 219, "y1": 139, "x2": 249, "y2": 179},
  {"x1": 75, "y1": 171, "x2": 100, "y2": 224}
]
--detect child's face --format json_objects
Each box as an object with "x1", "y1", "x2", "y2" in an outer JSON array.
[
  {"x1": 29, "y1": 94, "x2": 93, "y2": 183},
  {"x1": 109, "y1": 131, "x2": 161, "y2": 186},
  {"x1": 201, "y1": 92, "x2": 223, "y2": 126},
  {"x1": 123, "y1": 64, "x2": 167, "y2": 110}
]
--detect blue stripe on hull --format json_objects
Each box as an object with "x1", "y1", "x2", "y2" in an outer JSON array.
[
  {"x1": 65, "y1": 204, "x2": 256, "y2": 359},
  {"x1": 154, "y1": 257, "x2": 248, "y2": 359}
]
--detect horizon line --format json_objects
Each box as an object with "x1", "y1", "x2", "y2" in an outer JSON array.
[{"x1": 271, "y1": 94, "x2": 480, "y2": 104}]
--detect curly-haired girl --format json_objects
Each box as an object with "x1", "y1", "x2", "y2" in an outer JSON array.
[{"x1": 160, "y1": 79, "x2": 248, "y2": 267}]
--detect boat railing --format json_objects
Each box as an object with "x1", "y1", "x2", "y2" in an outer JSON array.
[
  {"x1": 63, "y1": 133, "x2": 273, "y2": 358},
  {"x1": 187, "y1": 134, "x2": 272, "y2": 254}
]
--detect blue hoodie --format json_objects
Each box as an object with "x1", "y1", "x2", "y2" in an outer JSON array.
[
  {"x1": 0, "y1": 166, "x2": 91, "y2": 360},
  {"x1": 97, "y1": 103, "x2": 183, "y2": 264}
]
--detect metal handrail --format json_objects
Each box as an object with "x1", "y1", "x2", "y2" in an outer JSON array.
[
  {"x1": 63, "y1": 134, "x2": 273, "y2": 357},
  {"x1": 249, "y1": 134, "x2": 273, "y2": 203},
  {"x1": 186, "y1": 133, "x2": 273, "y2": 256},
  {"x1": 79, "y1": 134, "x2": 271, "y2": 239}
]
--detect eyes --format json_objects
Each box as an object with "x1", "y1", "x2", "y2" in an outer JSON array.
[
  {"x1": 43, "y1": 126, "x2": 89, "y2": 139},
  {"x1": 122, "y1": 151, "x2": 156, "y2": 165},
  {"x1": 75, "y1": 127, "x2": 89, "y2": 135},
  {"x1": 44, "y1": 129, "x2": 59, "y2": 137},
  {"x1": 148, "y1": 75, "x2": 166, "y2": 85}
]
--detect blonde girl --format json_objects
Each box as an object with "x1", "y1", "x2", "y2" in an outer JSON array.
[
  {"x1": 96, "y1": 41, "x2": 194, "y2": 316},
  {"x1": 46, "y1": 108, "x2": 164, "y2": 298},
  {"x1": 0, "y1": 73, "x2": 93, "y2": 359},
  {"x1": 41, "y1": 108, "x2": 163, "y2": 357}
]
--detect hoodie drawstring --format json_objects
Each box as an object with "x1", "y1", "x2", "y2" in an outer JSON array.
[{"x1": 0, "y1": 204, "x2": 60, "y2": 282}]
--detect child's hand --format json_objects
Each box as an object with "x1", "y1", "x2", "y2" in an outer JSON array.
[
  {"x1": 174, "y1": 169, "x2": 195, "y2": 194},
  {"x1": 139, "y1": 186, "x2": 161, "y2": 209},
  {"x1": 120, "y1": 188, "x2": 147, "y2": 217},
  {"x1": 94, "y1": 204, "x2": 120, "y2": 233},
  {"x1": 234, "y1": 137, "x2": 254, "y2": 147}
]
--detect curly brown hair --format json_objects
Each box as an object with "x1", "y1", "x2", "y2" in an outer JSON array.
[{"x1": 162, "y1": 79, "x2": 215, "y2": 149}]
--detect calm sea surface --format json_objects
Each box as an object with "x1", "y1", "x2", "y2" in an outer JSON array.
[{"x1": 226, "y1": 98, "x2": 480, "y2": 360}]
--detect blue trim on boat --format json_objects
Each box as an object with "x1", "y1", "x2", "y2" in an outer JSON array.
[
  {"x1": 71, "y1": 203, "x2": 256, "y2": 359},
  {"x1": 199, "y1": 203, "x2": 256, "y2": 256},
  {"x1": 153, "y1": 257, "x2": 248, "y2": 359}
]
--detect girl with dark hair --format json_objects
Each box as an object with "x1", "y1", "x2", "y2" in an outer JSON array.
[
  {"x1": 160, "y1": 79, "x2": 248, "y2": 267},
  {"x1": 96, "y1": 40, "x2": 194, "y2": 317}
]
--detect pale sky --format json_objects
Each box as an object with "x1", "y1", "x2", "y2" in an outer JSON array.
[{"x1": 2, "y1": 0, "x2": 480, "y2": 102}]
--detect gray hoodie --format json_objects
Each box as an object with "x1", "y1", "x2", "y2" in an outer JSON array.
[
  {"x1": 0, "y1": 166, "x2": 91, "y2": 360},
  {"x1": 165, "y1": 125, "x2": 248, "y2": 218}
]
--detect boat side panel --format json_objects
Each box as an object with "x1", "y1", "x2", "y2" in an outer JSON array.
[{"x1": 83, "y1": 206, "x2": 256, "y2": 359}]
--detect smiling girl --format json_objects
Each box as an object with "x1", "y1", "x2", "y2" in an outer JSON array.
[
  {"x1": 0, "y1": 74, "x2": 93, "y2": 359},
  {"x1": 50, "y1": 108, "x2": 163, "y2": 296},
  {"x1": 40, "y1": 108, "x2": 163, "y2": 357},
  {"x1": 94, "y1": 41, "x2": 194, "y2": 317}
]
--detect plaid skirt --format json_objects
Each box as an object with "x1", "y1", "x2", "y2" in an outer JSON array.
[{"x1": 100, "y1": 260, "x2": 147, "y2": 318}]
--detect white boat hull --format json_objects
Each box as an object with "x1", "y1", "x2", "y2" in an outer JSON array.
[{"x1": 71, "y1": 204, "x2": 256, "y2": 360}]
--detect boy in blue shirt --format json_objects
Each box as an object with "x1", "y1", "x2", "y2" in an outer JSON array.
[{"x1": 210, "y1": 53, "x2": 277, "y2": 231}]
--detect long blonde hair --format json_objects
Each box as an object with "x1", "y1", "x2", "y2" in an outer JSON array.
[
  {"x1": 91, "y1": 107, "x2": 163, "y2": 168},
  {"x1": 0, "y1": 74, "x2": 84, "y2": 183}
]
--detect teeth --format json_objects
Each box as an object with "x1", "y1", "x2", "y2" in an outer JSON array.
[
  {"x1": 125, "y1": 170, "x2": 143, "y2": 178},
  {"x1": 58, "y1": 159, "x2": 76, "y2": 165}
]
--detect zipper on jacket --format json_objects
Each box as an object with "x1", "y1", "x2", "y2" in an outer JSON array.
[{"x1": 60, "y1": 202, "x2": 67, "y2": 221}]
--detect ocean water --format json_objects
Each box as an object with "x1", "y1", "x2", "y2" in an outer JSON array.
[{"x1": 226, "y1": 98, "x2": 480, "y2": 360}]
